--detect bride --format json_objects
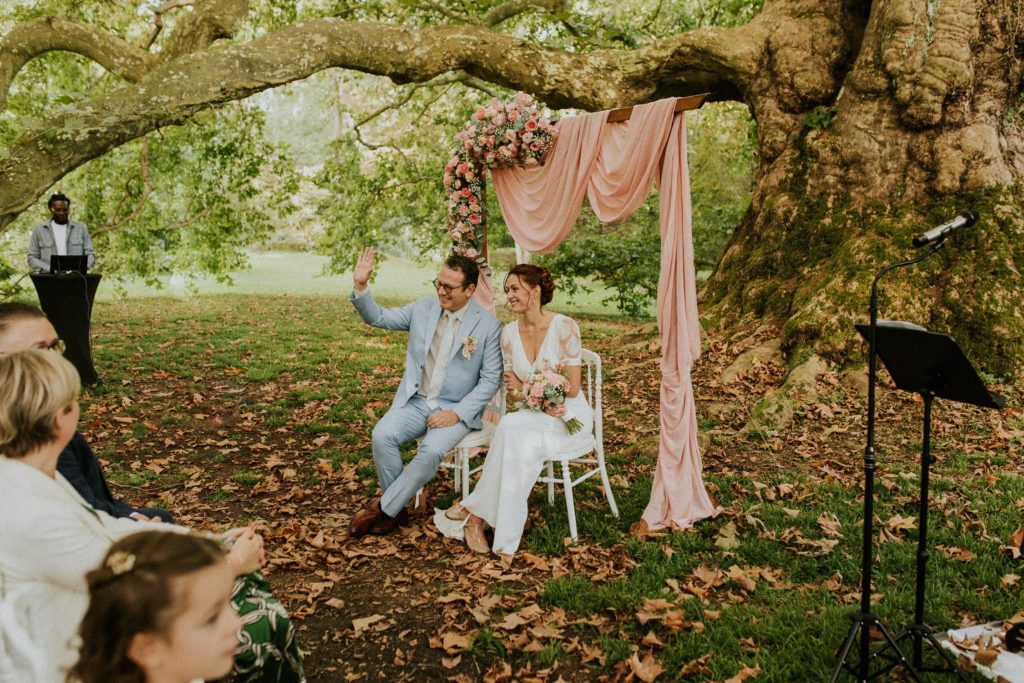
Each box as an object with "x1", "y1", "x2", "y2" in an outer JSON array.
[{"x1": 435, "y1": 264, "x2": 593, "y2": 555}]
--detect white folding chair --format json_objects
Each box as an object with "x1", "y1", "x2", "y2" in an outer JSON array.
[
  {"x1": 536, "y1": 348, "x2": 619, "y2": 542},
  {"x1": 414, "y1": 390, "x2": 503, "y2": 508},
  {"x1": 439, "y1": 420, "x2": 494, "y2": 499}
]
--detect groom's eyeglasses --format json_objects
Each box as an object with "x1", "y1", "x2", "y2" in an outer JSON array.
[{"x1": 432, "y1": 278, "x2": 468, "y2": 294}]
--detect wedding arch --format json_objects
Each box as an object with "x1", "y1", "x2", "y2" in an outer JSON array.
[{"x1": 445, "y1": 95, "x2": 719, "y2": 533}]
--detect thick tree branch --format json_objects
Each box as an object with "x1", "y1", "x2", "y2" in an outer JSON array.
[
  {"x1": 0, "y1": 16, "x2": 158, "y2": 108},
  {"x1": 158, "y1": 0, "x2": 249, "y2": 63},
  {"x1": 0, "y1": 16, "x2": 767, "y2": 229},
  {"x1": 1, "y1": 0, "x2": 249, "y2": 110},
  {"x1": 481, "y1": 0, "x2": 569, "y2": 27}
]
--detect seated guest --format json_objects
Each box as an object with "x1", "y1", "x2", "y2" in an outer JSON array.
[
  {"x1": 27, "y1": 192, "x2": 96, "y2": 272},
  {"x1": 70, "y1": 531, "x2": 241, "y2": 683},
  {"x1": 0, "y1": 350, "x2": 305, "y2": 683},
  {"x1": 0, "y1": 302, "x2": 172, "y2": 522}
]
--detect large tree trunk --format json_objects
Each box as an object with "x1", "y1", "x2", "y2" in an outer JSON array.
[{"x1": 704, "y1": 0, "x2": 1024, "y2": 374}]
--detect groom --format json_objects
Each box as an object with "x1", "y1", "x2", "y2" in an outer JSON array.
[{"x1": 348, "y1": 248, "x2": 503, "y2": 537}]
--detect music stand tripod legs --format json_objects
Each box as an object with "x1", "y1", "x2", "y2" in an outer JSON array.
[{"x1": 891, "y1": 391, "x2": 968, "y2": 679}]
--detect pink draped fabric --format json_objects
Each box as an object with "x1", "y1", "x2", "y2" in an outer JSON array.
[{"x1": 484, "y1": 98, "x2": 720, "y2": 531}]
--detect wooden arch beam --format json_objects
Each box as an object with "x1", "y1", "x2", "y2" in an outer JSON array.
[{"x1": 606, "y1": 93, "x2": 708, "y2": 123}]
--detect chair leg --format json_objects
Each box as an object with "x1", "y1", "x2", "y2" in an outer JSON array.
[
  {"x1": 546, "y1": 461, "x2": 555, "y2": 505},
  {"x1": 597, "y1": 451, "x2": 619, "y2": 518},
  {"x1": 460, "y1": 449, "x2": 471, "y2": 500},
  {"x1": 453, "y1": 455, "x2": 461, "y2": 496},
  {"x1": 561, "y1": 460, "x2": 577, "y2": 543}
]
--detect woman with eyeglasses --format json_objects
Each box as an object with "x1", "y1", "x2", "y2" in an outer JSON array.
[
  {"x1": 435, "y1": 264, "x2": 594, "y2": 555},
  {"x1": 0, "y1": 350, "x2": 304, "y2": 683}
]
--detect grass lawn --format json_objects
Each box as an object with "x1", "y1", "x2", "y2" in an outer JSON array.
[
  {"x1": 78, "y1": 292, "x2": 1020, "y2": 681},
  {"x1": 97, "y1": 250, "x2": 637, "y2": 318}
]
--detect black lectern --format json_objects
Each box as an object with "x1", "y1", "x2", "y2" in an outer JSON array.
[
  {"x1": 856, "y1": 320, "x2": 1004, "y2": 677},
  {"x1": 30, "y1": 273, "x2": 102, "y2": 384}
]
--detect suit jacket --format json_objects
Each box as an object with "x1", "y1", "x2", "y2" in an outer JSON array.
[
  {"x1": 27, "y1": 219, "x2": 96, "y2": 272},
  {"x1": 0, "y1": 457, "x2": 185, "y2": 682},
  {"x1": 58, "y1": 431, "x2": 173, "y2": 521},
  {"x1": 350, "y1": 290, "x2": 502, "y2": 430}
]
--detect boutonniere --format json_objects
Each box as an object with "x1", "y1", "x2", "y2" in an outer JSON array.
[{"x1": 461, "y1": 335, "x2": 478, "y2": 359}]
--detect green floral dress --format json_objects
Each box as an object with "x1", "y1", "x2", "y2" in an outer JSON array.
[{"x1": 230, "y1": 572, "x2": 305, "y2": 682}]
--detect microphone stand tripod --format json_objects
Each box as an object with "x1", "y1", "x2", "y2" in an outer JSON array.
[{"x1": 829, "y1": 239, "x2": 947, "y2": 682}]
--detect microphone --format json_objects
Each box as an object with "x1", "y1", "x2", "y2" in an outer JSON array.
[{"x1": 912, "y1": 210, "x2": 978, "y2": 247}]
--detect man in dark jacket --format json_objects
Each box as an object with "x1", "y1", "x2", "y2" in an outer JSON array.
[{"x1": 0, "y1": 303, "x2": 171, "y2": 521}]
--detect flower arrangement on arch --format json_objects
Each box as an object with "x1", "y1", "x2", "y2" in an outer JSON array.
[{"x1": 444, "y1": 92, "x2": 558, "y2": 273}]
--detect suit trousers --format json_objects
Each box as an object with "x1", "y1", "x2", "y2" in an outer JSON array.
[{"x1": 372, "y1": 395, "x2": 472, "y2": 517}]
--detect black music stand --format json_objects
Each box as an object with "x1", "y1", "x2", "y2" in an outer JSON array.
[{"x1": 855, "y1": 321, "x2": 1005, "y2": 677}]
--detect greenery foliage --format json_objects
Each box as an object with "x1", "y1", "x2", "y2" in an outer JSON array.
[{"x1": 1, "y1": 1, "x2": 758, "y2": 307}]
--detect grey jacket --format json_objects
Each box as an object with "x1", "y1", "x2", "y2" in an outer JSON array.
[{"x1": 27, "y1": 220, "x2": 96, "y2": 272}]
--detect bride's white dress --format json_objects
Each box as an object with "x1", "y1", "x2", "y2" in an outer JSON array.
[{"x1": 434, "y1": 314, "x2": 593, "y2": 555}]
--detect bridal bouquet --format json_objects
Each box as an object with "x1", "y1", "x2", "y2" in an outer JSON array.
[{"x1": 515, "y1": 364, "x2": 582, "y2": 435}]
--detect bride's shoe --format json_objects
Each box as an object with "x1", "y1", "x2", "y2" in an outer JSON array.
[
  {"x1": 445, "y1": 501, "x2": 471, "y2": 521},
  {"x1": 464, "y1": 517, "x2": 490, "y2": 554}
]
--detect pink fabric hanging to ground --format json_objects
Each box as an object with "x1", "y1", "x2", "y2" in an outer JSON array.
[{"x1": 485, "y1": 98, "x2": 720, "y2": 531}]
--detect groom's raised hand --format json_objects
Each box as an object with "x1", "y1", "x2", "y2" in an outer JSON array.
[{"x1": 353, "y1": 247, "x2": 375, "y2": 291}]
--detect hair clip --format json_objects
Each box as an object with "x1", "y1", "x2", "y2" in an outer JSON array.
[{"x1": 106, "y1": 551, "x2": 136, "y2": 576}]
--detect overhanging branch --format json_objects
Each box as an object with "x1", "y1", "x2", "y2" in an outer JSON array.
[
  {"x1": 0, "y1": 16, "x2": 764, "y2": 229},
  {"x1": 0, "y1": 16, "x2": 158, "y2": 108}
]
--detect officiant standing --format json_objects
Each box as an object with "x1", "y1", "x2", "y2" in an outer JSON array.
[{"x1": 27, "y1": 193, "x2": 96, "y2": 272}]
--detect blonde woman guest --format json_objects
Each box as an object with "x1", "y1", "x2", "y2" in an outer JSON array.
[{"x1": 0, "y1": 350, "x2": 303, "y2": 683}]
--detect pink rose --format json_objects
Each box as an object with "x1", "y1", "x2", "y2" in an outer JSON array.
[
  {"x1": 530, "y1": 142, "x2": 541, "y2": 151},
  {"x1": 525, "y1": 119, "x2": 538, "y2": 131},
  {"x1": 449, "y1": 228, "x2": 462, "y2": 240},
  {"x1": 468, "y1": 213, "x2": 481, "y2": 224},
  {"x1": 456, "y1": 162, "x2": 469, "y2": 175},
  {"x1": 465, "y1": 248, "x2": 478, "y2": 258},
  {"x1": 487, "y1": 136, "x2": 495, "y2": 148},
  {"x1": 464, "y1": 170, "x2": 475, "y2": 181},
  {"x1": 458, "y1": 205, "x2": 469, "y2": 216},
  {"x1": 508, "y1": 110, "x2": 519, "y2": 122},
  {"x1": 521, "y1": 131, "x2": 534, "y2": 143},
  {"x1": 504, "y1": 129, "x2": 517, "y2": 142},
  {"x1": 461, "y1": 230, "x2": 474, "y2": 241},
  {"x1": 449, "y1": 192, "x2": 461, "y2": 201},
  {"x1": 464, "y1": 140, "x2": 473, "y2": 150},
  {"x1": 474, "y1": 108, "x2": 487, "y2": 121},
  {"x1": 461, "y1": 188, "x2": 472, "y2": 198},
  {"x1": 530, "y1": 383, "x2": 545, "y2": 399}
]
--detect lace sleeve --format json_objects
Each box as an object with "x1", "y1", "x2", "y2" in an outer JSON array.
[
  {"x1": 501, "y1": 323, "x2": 514, "y2": 373},
  {"x1": 559, "y1": 316, "x2": 583, "y2": 367}
]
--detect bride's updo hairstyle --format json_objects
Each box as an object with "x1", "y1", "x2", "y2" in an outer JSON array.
[{"x1": 505, "y1": 264, "x2": 556, "y2": 306}]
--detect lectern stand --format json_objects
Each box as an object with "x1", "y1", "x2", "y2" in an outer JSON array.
[
  {"x1": 30, "y1": 273, "x2": 102, "y2": 384},
  {"x1": 855, "y1": 321, "x2": 1005, "y2": 677}
]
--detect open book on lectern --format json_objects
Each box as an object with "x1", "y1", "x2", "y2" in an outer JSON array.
[{"x1": 855, "y1": 320, "x2": 1005, "y2": 410}]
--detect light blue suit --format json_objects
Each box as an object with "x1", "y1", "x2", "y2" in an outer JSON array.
[{"x1": 351, "y1": 289, "x2": 502, "y2": 517}]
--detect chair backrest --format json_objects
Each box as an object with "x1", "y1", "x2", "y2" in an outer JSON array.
[{"x1": 578, "y1": 348, "x2": 602, "y2": 445}]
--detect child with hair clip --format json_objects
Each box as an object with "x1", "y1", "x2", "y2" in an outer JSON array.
[{"x1": 69, "y1": 530, "x2": 241, "y2": 683}]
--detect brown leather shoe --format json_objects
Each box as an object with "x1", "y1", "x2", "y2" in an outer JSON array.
[
  {"x1": 370, "y1": 507, "x2": 409, "y2": 535},
  {"x1": 348, "y1": 500, "x2": 381, "y2": 538}
]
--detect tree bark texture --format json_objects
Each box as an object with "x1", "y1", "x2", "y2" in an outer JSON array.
[{"x1": 1, "y1": 0, "x2": 1021, "y2": 370}]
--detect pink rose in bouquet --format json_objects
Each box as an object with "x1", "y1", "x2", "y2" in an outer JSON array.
[{"x1": 514, "y1": 365, "x2": 583, "y2": 434}]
